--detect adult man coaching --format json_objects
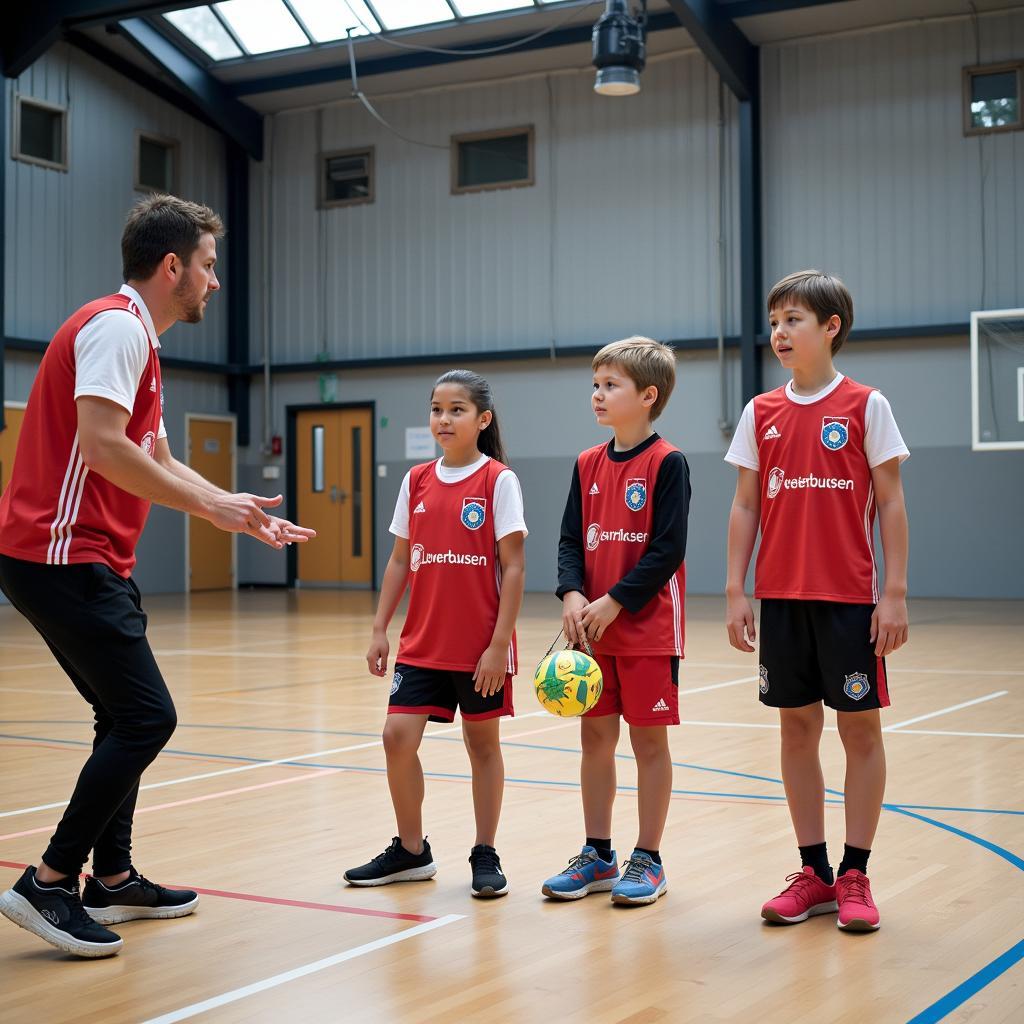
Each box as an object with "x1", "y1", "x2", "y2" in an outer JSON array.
[{"x1": 0, "y1": 194, "x2": 314, "y2": 958}]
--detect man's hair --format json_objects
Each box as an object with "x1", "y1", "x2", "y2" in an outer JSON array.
[
  {"x1": 122, "y1": 193, "x2": 224, "y2": 282},
  {"x1": 766, "y1": 269, "x2": 854, "y2": 356},
  {"x1": 592, "y1": 336, "x2": 677, "y2": 420}
]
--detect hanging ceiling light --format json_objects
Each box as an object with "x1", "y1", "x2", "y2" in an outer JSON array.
[{"x1": 592, "y1": 0, "x2": 647, "y2": 97}]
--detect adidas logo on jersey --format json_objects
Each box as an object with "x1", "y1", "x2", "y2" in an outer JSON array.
[
  {"x1": 413, "y1": 502, "x2": 426, "y2": 514},
  {"x1": 589, "y1": 483, "x2": 600, "y2": 495},
  {"x1": 763, "y1": 424, "x2": 781, "y2": 440},
  {"x1": 651, "y1": 698, "x2": 670, "y2": 713}
]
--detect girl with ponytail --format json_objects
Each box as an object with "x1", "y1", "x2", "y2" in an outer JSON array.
[{"x1": 345, "y1": 370, "x2": 527, "y2": 898}]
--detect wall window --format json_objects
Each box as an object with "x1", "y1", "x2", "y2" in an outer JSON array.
[
  {"x1": 319, "y1": 148, "x2": 374, "y2": 208},
  {"x1": 451, "y1": 126, "x2": 534, "y2": 194},
  {"x1": 13, "y1": 95, "x2": 68, "y2": 171},
  {"x1": 135, "y1": 132, "x2": 179, "y2": 192},
  {"x1": 964, "y1": 63, "x2": 1023, "y2": 135}
]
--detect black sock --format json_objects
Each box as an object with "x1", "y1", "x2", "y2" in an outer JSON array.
[
  {"x1": 799, "y1": 842, "x2": 834, "y2": 885},
  {"x1": 585, "y1": 837, "x2": 613, "y2": 862},
  {"x1": 634, "y1": 846, "x2": 661, "y2": 865},
  {"x1": 838, "y1": 844, "x2": 870, "y2": 877}
]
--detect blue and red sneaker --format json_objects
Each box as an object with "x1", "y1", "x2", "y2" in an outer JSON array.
[
  {"x1": 610, "y1": 851, "x2": 667, "y2": 905},
  {"x1": 541, "y1": 846, "x2": 620, "y2": 900}
]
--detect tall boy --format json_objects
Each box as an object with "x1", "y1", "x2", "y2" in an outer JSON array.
[
  {"x1": 542, "y1": 337, "x2": 690, "y2": 905},
  {"x1": 725, "y1": 270, "x2": 909, "y2": 931}
]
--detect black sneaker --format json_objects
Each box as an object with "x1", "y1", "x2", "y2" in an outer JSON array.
[
  {"x1": 344, "y1": 837, "x2": 437, "y2": 886},
  {"x1": 82, "y1": 868, "x2": 199, "y2": 925},
  {"x1": 0, "y1": 866, "x2": 123, "y2": 958},
  {"x1": 469, "y1": 844, "x2": 508, "y2": 898}
]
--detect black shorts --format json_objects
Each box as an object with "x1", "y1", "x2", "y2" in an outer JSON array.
[
  {"x1": 387, "y1": 662, "x2": 514, "y2": 723},
  {"x1": 757, "y1": 599, "x2": 891, "y2": 712}
]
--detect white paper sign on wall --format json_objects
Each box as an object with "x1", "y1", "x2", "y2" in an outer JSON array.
[{"x1": 405, "y1": 426, "x2": 436, "y2": 460}]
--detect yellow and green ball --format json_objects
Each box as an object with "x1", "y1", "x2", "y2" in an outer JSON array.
[{"x1": 533, "y1": 649, "x2": 603, "y2": 717}]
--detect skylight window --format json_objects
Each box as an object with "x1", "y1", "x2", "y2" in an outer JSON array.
[
  {"x1": 214, "y1": 0, "x2": 309, "y2": 54},
  {"x1": 289, "y1": 0, "x2": 380, "y2": 42},
  {"x1": 456, "y1": 0, "x2": 535, "y2": 15},
  {"x1": 164, "y1": 7, "x2": 243, "y2": 61},
  {"x1": 369, "y1": 0, "x2": 456, "y2": 32}
]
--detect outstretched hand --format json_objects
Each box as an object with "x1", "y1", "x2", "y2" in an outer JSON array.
[{"x1": 205, "y1": 493, "x2": 315, "y2": 549}]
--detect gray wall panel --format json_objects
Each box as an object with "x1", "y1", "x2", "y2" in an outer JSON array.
[
  {"x1": 762, "y1": 9, "x2": 1024, "y2": 327},
  {"x1": 259, "y1": 52, "x2": 741, "y2": 366},
  {"x1": 239, "y1": 335, "x2": 1024, "y2": 599},
  {"x1": 4, "y1": 44, "x2": 230, "y2": 363}
]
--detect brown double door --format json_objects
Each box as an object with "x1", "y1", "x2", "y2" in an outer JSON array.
[{"x1": 295, "y1": 407, "x2": 373, "y2": 586}]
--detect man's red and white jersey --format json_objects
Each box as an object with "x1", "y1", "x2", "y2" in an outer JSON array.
[
  {"x1": 0, "y1": 290, "x2": 163, "y2": 577},
  {"x1": 397, "y1": 457, "x2": 519, "y2": 673},
  {"x1": 578, "y1": 438, "x2": 685, "y2": 656},
  {"x1": 726, "y1": 375, "x2": 908, "y2": 603}
]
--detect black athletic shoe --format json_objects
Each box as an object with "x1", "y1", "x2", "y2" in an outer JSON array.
[
  {"x1": 82, "y1": 868, "x2": 199, "y2": 925},
  {"x1": 469, "y1": 844, "x2": 508, "y2": 898},
  {"x1": 344, "y1": 837, "x2": 437, "y2": 886},
  {"x1": 0, "y1": 866, "x2": 123, "y2": 958}
]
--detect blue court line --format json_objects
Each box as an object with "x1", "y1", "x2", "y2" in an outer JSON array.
[
  {"x1": 1, "y1": 730, "x2": 1022, "y2": 817},
  {"x1": 906, "y1": 939, "x2": 1024, "y2": 1024},
  {"x1": 3, "y1": 729, "x2": 1022, "y2": 1018}
]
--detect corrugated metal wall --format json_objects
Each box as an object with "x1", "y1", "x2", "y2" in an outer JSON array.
[
  {"x1": 258, "y1": 51, "x2": 742, "y2": 365},
  {"x1": 3, "y1": 43, "x2": 230, "y2": 363},
  {"x1": 762, "y1": 8, "x2": 1024, "y2": 326}
]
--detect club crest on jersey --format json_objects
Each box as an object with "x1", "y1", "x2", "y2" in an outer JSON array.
[
  {"x1": 140, "y1": 431, "x2": 156, "y2": 457},
  {"x1": 625, "y1": 478, "x2": 647, "y2": 511},
  {"x1": 390, "y1": 671, "x2": 402, "y2": 696},
  {"x1": 767, "y1": 467, "x2": 785, "y2": 499},
  {"x1": 410, "y1": 543, "x2": 425, "y2": 572},
  {"x1": 844, "y1": 672, "x2": 870, "y2": 701},
  {"x1": 759, "y1": 664, "x2": 770, "y2": 694},
  {"x1": 821, "y1": 417, "x2": 850, "y2": 451},
  {"x1": 461, "y1": 497, "x2": 486, "y2": 531}
]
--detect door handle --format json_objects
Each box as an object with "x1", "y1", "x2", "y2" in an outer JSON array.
[
  {"x1": 329, "y1": 486, "x2": 349, "y2": 503},
  {"x1": 329, "y1": 485, "x2": 339, "y2": 503}
]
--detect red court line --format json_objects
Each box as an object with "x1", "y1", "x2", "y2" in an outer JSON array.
[{"x1": 0, "y1": 861, "x2": 436, "y2": 924}]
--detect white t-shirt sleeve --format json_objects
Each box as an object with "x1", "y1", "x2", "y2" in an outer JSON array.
[
  {"x1": 158, "y1": 417, "x2": 167, "y2": 441},
  {"x1": 73, "y1": 310, "x2": 151, "y2": 415},
  {"x1": 493, "y1": 469, "x2": 528, "y2": 541},
  {"x1": 724, "y1": 400, "x2": 759, "y2": 471},
  {"x1": 389, "y1": 471, "x2": 413, "y2": 539},
  {"x1": 864, "y1": 391, "x2": 910, "y2": 467}
]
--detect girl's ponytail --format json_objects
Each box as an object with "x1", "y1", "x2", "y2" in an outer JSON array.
[{"x1": 432, "y1": 369, "x2": 508, "y2": 464}]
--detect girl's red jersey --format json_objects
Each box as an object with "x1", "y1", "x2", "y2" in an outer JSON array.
[
  {"x1": 753, "y1": 377, "x2": 879, "y2": 603},
  {"x1": 0, "y1": 294, "x2": 162, "y2": 577},
  {"x1": 578, "y1": 438, "x2": 685, "y2": 657},
  {"x1": 397, "y1": 457, "x2": 518, "y2": 674}
]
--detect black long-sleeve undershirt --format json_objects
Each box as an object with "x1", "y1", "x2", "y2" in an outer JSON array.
[{"x1": 556, "y1": 435, "x2": 691, "y2": 614}]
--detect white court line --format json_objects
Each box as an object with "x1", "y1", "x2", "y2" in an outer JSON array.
[
  {"x1": 895, "y1": 728, "x2": 1024, "y2": 739},
  {"x1": 681, "y1": 675, "x2": 755, "y2": 695},
  {"x1": 0, "y1": 711, "x2": 552, "y2": 819},
  {"x1": 883, "y1": 691, "x2": 1008, "y2": 731},
  {"x1": 140, "y1": 914, "x2": 464, "y2": 1024}
]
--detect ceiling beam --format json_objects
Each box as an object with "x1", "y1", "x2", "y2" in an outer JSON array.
[
  {"x1": 117, "y1": 17, "x2": 263, "y2": 159},
  {"x1": 232, "y1": 10, "x2": 684, "y2": 97},
  {"x1": 662, "y1": 1, "x2": 756, "y2": 101},
  {"x1": 1, "y1": 2, "x2": 207, "y2": 78}
]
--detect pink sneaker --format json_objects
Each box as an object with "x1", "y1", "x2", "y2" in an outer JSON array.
[
  {"x1": 836, "y1": 869, "x2": 880, "y2": 931},
  {"x1": 761, "y1": 866, "x2": 838, "y2": 924}
]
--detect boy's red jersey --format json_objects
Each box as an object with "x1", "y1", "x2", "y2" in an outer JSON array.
[
  {"x1": 0, "y1": 294, "x2": 162, "y2": 577},
  {"x1": 753, "y1": 376, "x2": 879, "y2": 603},
  {"x1": 578, "y1": 438, "x2": 685, "y2": 656},
  {"x1": 397, "y1": 457, "x2": 517, "y2": 673}
]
